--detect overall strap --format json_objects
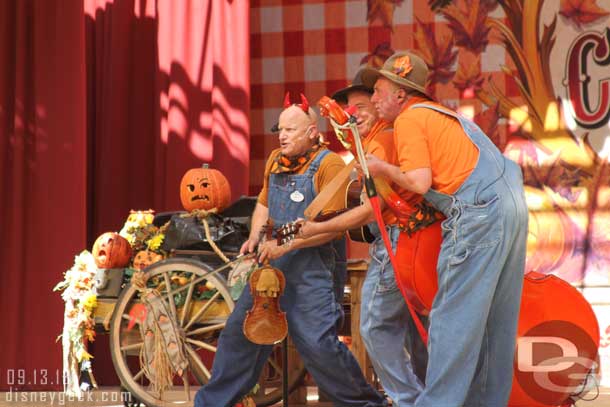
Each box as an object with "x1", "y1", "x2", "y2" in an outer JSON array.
[
  {"x1": 304, "y1": 148, "x2": 330, "y2": 177},
  {"x1": 410, "y1": 103, "x2": 459, "y2": 119}
]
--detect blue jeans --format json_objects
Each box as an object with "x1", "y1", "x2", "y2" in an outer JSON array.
[
  {"x1": 195, "y1": 148, "x2": 386, "y2": 407},
  {"x1": 412, "y1": 104, "x2": 528, "y2": 407},
  {"x1": 194, "y1": 246, "x2": 387, "y2": 407},
  {"x1": 361, "y1": 224, "x2": 427, "y2": 407}
]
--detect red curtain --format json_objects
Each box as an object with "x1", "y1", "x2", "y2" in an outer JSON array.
[
  {"x1": 0, "y1": 0, "x2": 87, "y2": 391},
  {"x1": 0, "y1": 0, "x2": 249, "y2": 390}
]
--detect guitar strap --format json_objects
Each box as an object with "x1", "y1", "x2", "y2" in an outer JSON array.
[{"x1": 303, "y1": 159, "x2": 356, "y2": 220}]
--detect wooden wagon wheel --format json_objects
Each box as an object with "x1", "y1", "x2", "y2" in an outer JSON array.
[{"x1": 110, "y1": 257, "x2": 306, "y2": 406}]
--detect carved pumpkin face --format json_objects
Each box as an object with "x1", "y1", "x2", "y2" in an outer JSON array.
[
  {"x1": 133, "y1": 250, "x2": 164, "y2": 271},
  {"x1": 92, "y1": 232, "x2": 133, "y2": 269},
  {"x1": 179, "y1": 164, "x2": 231, "y2": 212}
]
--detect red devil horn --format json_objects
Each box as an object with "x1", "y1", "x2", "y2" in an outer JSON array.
[
  {"x1": 283, "y1": 92, "x2": 291, "y2": 108},
  {"x1": 299, "y1": 93, "x2": 309, "y2": 113}
]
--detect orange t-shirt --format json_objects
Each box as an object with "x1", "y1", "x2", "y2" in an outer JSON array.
[
  {"x1": 257, "y1": 147, "x2": 347, "y2": 215},
  {"x1": 363, "y1": 121, "x2": 419, "y2": 224},
  {"x1": 394, "y1": 97, "x2": 479, "y2": 194}
]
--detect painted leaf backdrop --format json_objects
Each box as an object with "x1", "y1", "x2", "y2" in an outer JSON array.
[{"x1": 559, "y1": 0, "x2": 610, "y2": 27}]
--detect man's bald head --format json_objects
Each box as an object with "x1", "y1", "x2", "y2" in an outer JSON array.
[
  {"x1": 277, "y1": 105, "x2": 320, "y2": 157},
  {"x1": 279, "y1": 105, "x2": 317, "y2": 128}
]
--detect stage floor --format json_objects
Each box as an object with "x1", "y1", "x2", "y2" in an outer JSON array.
[{"x1": 1, "y1": 387, "x2": 609, "y2": 406}]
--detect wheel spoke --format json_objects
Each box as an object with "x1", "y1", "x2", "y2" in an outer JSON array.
[
  {"x1": 120, "y1": 342, "x2": 143, "y2": 352},
  {"x1": 185, "y1": 338, "x2": 217, "y2": 353},
  {"x1": 180, "y1": 275, "x2": 196, "y2": 327},
  {"x1": 110, "y1": 260, "x2": 236, "y2": 406},
  {"x1": 133, "y1": 368, "x2": 145, "y2": 382},
  {"x1": 122, "y1": 313, "x2": 142, "y2": 325},
  {"x1": 184, "y1": 290, "x2": 222, "y2": 330},
  {"x1": 186, "y1": 322, "x2": 226, "y2": 337},
  {"x1": 185, "y1": 344, "x2": 211, "y2": 381},
  {"x1": 182, "y1": 372, "x2": 190, "y2": 401}
]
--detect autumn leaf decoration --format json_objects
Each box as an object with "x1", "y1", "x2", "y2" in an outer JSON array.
[
  {"x1": 478, "y1": 1, "x2": 596, "y2": 172},
  {"x1": 440, "y1": 0, "x2": 497, "y2": 53},
  {"x1": 559, "y1": 0, "x2": 610, "y2": 28},
  {"x1": 414, "y1": 19, "x2": 457, "y2": 87},
  {"x1": 367, "y1": 0, "x2": 404, "y2": 30},
  {"x1": 453, "y1": 53, "x2": 485, "y2": 93},
  {"x1": 427, "y1": 0, "x2": 453, "y2": 12},
  {"x1": 473, "y1": 103, "x2": 503, "y2": 150},
  {"x1": 361, "y1": 42, "x2": 395, "y2": 69},
  {"x1": 391, "y1": 55, "x2": 413, "y2": 77},
  {"x1": 523, "y1": 150, "x2": 585, "y2": 201}
]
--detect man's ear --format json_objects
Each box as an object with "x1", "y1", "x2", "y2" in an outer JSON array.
[
  {"x1": 396, "y1": 88, "x2": 408, "y2": 102},
  {"x1": 306, "y1": 125, "x2": 317, "y2": 139}
]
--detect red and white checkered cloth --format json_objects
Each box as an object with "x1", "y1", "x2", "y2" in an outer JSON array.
[{"x1": 249, "y1": 0, "x2": 518, "y2": 193}]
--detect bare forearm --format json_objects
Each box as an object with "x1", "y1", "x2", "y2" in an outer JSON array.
[
  {"x1": 377, "y1": 162, "x2": 431, "y2": 195},
  {"x1": 315, "y1": 203, "x2": 374, "y2": 234},
  {"x1": 249, "y1": 203, "x2": 269, "y2": 240},
  {"x1": 289, "y1": 232, "x2": 339, "y2": 250}
]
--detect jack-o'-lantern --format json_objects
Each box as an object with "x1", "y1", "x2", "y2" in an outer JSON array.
[
  {"x1": 133, "y1": 250, "x2": 164, "y2": 271},
  {"x1": 179, "y1": 164, "x2": 231, "y2": 212},
  {"x1": 92, "y1": 232, "x2": 132, "y2": 269}
]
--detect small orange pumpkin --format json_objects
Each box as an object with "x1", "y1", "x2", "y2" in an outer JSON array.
[
  {"x1": 133, "y1": 250, "x2": 164, "y2": 271},
  {"x1": 179, "y1": 164, "x2": 231, "y2": 212},
  {"x1": 92, "y1": 232, "x2": 132, "y2": 269}
]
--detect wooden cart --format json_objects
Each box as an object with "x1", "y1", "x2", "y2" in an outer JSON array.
[{"x1": 92, "y1": 202, "x2": 307, "y2": 407}]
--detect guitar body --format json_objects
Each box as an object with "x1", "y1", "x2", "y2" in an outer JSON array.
[
  {"x1": 395, "y1": 228, "x2": 600, "y2": 406},
  {"x1": 345, "y1": 178, "x2": 375, "y2": 243}
]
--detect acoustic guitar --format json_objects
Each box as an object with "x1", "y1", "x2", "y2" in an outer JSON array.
[
  {"x1": 274, "y1": 178, "x2": 375, "y2": 246},
  {"x1": 345, "y1": 178, "x2": 375, "y2": 243}
]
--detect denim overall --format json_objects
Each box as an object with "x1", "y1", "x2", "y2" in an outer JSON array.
[
  {"x1": 195, "y1": 150, "x2": 385, "y2": 407},
  {"x1": 407, "y1": 105, "x2": 528, "y2": 407},
  {"x1": 360, "y1": 223, "x2": 428, "y2": 407}
]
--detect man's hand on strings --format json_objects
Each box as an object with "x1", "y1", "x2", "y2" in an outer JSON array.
[
  {"x1": 240, "y1": 236, "x2": 260, "y2": 255},
  {"x1": 354, "y1": 153, "x2": 387, "y2": 178},
  {"x1": 257, "y1": 240, "x2": 288, "y2": 263}
]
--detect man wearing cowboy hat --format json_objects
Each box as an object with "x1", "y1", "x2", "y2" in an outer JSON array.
[
  {"x1": 358, "y1": 51, "x2": 528, "y2": 406},
  {"x1": 300, "y1": 66, "x2": 435, "y2": 406},
  {"x1": 195, "y1": 95, "x2": 387, "y2": 407}
]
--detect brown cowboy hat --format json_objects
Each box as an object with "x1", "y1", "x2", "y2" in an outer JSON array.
[
  {"x1": 331, "y1": 66, "x2": 373, "y2": 104},
  {"x1": 360, "y1": 51, "x2": 429, "y2": 96}
]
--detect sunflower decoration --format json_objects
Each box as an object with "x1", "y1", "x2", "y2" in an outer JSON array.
[
  {"x1": 119, "y1": 209, "x2": 159, "y2": 253},
  {"x1": 119, "y1": 210, "x2": 167, "y2": 274},
  {"x1": 146, "y1": 233, "x2": 165, "y2": 252}
]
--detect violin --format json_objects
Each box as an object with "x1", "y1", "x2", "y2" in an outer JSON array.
[
  {"x1": 243, "y1": 264, "x2": 288, "y2": 345},
  {"x1": 242, "y1": 222, "x2": 288, "y2": 345}
]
